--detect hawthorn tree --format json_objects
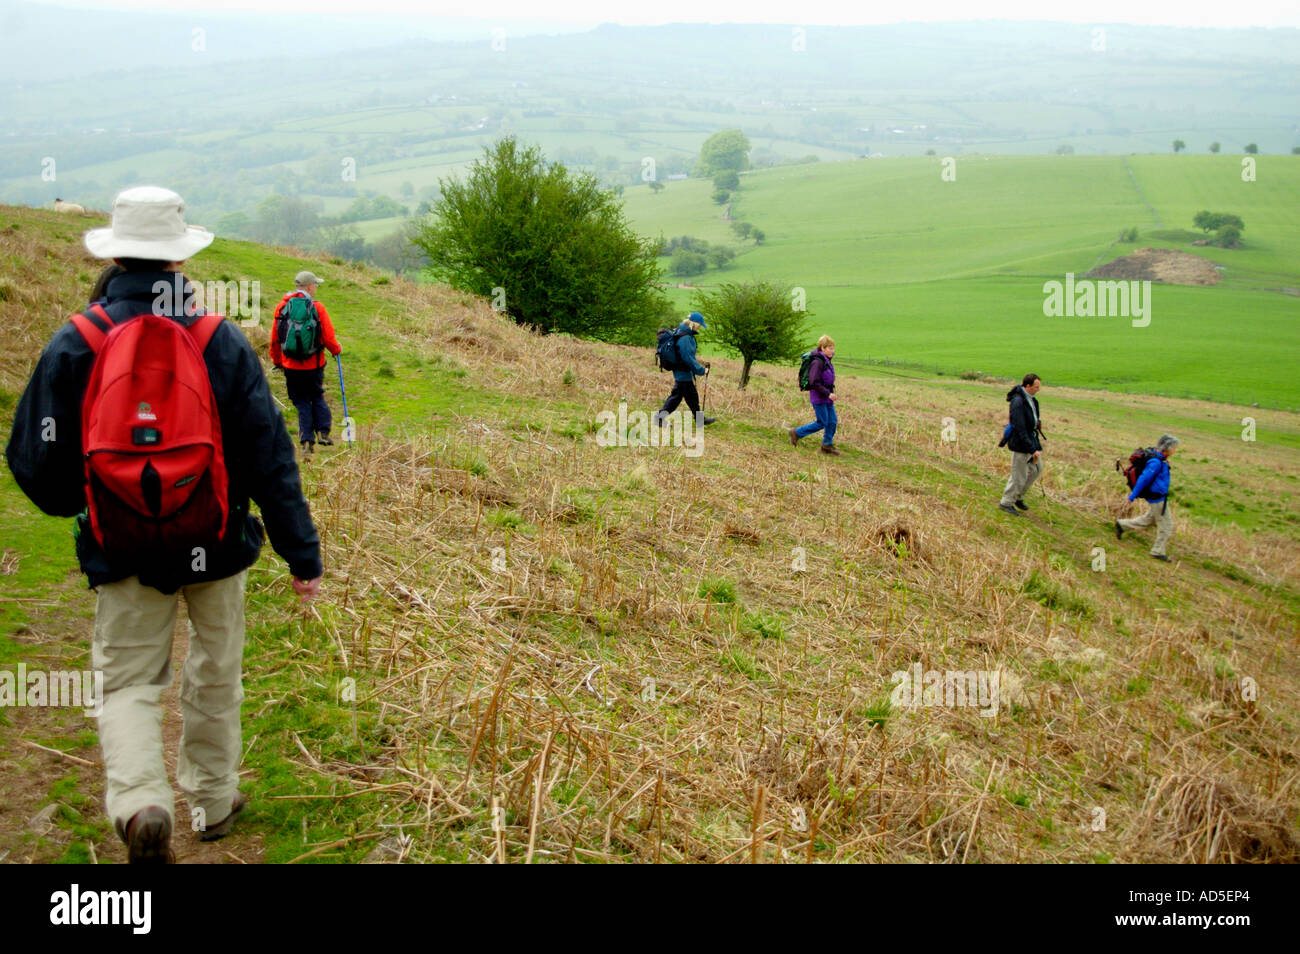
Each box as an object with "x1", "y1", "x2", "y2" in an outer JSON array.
[
  {"x1": 694, "y1": 280, "x2": 810, "y2": 389},
  {"x1": 414, "y1": 137, "x2": 667, "y2": 342},
  {"x1": 695, "y1": 129, "x2": 752, "y2": 178}
]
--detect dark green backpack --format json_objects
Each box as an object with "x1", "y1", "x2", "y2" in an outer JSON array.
[
  {"x1": 279, "y1": 295, "x2": 320, "y2": 360},
  {"x1": 798, "y1": 351, "x2": 815, "y2": 391}
]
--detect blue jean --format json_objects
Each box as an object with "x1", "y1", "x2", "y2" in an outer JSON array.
[{"x1": 796, "y1": 402, "x2": 837, "y2": 445}]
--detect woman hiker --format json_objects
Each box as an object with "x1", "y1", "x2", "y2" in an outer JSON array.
[{"x1": 788, "y1": 335, "x2": 841, "y2": 456}]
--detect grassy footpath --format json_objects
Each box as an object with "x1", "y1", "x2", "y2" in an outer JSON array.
[{"x1": 2, "y1": 205, "x2": 1298, "y2": 863}]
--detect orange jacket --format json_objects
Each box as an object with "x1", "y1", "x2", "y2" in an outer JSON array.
[{"x1": 270, "y1": 292, "x2": 341, "y2": 370}]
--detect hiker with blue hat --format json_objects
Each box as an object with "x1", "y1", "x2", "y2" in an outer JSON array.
[{"x1": 653, "y1": 311, "x2": 716, "y2": 428}]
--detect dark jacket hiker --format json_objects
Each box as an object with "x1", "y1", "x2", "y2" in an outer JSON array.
[
  {"x1": 998, "y1": 374, "x2": 1044, "y2": 514},
  {"x1": 7, "y1": 270, "x2": 322, "y2": 593},
  {"x1": 1003, "y1": 383, "x2": 1043, "y2": 454},
  {"x1": 655, "y1": 312, "x2": 715, "y2": 427},
  {"x1": 6, "y1": 186, "x2": 323, "y2": 864}
]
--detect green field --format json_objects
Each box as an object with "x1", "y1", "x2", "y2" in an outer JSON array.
[{"x1": 622, "y1": 155, "x2": 1300, "y2": 408}]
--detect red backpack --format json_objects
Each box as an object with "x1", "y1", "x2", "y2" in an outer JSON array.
[
  {"x1": 71, "y1": 304, "x2": 229, "y2": 554},
  {"x1": 1117, "y1": 446, "x2": 1159, "y2": 491}
]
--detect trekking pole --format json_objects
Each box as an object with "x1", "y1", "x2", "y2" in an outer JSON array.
[
  {"x1": 336, "y1": 354, "x2": 354, "y2": 444},
  {"x1": 703, "y1": 366, "x2": 710, "y2": 416}
]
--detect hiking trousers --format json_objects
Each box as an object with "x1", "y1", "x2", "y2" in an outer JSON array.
[
  {"x1": 1119, "y1": 499, "x2": 1174, "y2": 556},
  {"x1": 284, "y1": 366, "x2": 332, "y2": 444},
  {"x1": 93, "y1": 571, "x2": 247, "y2": 838},
  {"x1": 1000, "y1": 452, "x2": 1041, "y2": 507},
  {"x1": 658, "y1": 379, "x2": 701, "y2": 418}
]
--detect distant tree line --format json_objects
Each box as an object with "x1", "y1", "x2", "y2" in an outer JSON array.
[
  {"x1": 657, "y1": 236, "x2": 736, "y2": 276},
  {"x1": 212, "y1": 193, "x2": 428, "y2": 273}
]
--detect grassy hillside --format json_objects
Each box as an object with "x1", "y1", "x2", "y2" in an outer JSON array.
[
  {"x1": 1, "y1": 205, "x2": 1298, "y2": 863},
  {"x1": 623, "y1": 155, "x2": 1300, "y2": 408}
]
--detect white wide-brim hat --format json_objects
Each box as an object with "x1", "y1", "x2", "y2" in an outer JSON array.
[{"x1": 84, "y1": 185, "x2": 214, "y2": 261}]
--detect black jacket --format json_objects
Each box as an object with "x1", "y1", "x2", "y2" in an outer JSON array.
[
  {"x1": 5, "y1": 271, "x2": 322, "y2": 593},
  {"x1": 1005, "y1": 385, "x2": 1042, "y2": 454}
]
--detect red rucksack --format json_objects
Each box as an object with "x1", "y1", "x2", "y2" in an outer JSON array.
[
  {"x1": 1117, "y1": 446, "x2": 1159, "y2": 492},
  {"x1": 71, "y1": 304, "x2": 229, "y2": 554}
]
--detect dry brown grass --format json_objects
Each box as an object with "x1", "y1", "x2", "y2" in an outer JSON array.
[
  {"x1": 4, "y1": 205, "x2": 1298, "y2": 863},
  {"x1": 262, "y1": 273, "x2": 1300, "y2": 863}
]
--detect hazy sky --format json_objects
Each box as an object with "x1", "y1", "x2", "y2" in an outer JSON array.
[{"x1": 37, "y1": 0, "x2": 1300, "y2": 28}]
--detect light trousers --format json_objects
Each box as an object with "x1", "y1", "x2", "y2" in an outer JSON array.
[
  {"x1": 93, "y1": 571, "x2": 247, "y2": 835},
  {"x1": 1000, "y1": 452, "x2": 1041, "y2": 506},
  {"x1": 1118, "y1": 499, "x2": 1174, "y2": 556}
]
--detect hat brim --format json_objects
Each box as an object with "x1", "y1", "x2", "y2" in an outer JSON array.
[{"x1": 84, "y1": 224, "x2": 214, "y2": 261}]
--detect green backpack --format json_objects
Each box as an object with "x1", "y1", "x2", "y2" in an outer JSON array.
[
  {"x1": 798, "y1": 351, "x2": 815, "y2": 391},
  {"x1": 279, "y1": 295, "x2": 320, "y2": 361}
]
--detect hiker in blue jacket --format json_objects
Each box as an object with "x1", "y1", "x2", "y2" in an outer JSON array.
[
  {"x1": 1115, "y1": 434, "x2": 1179, "y2": 561},
  {"x1": 654, "y1": 311, "x2": 716, "y2": 427}
]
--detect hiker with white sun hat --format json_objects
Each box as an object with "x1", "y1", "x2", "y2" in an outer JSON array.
[
  {"x1": 6, "y1": 185, "x2": 324, "y2": 863},
  {"x1": 81, "y1": 184, "x2": 217, "y2": 260}
]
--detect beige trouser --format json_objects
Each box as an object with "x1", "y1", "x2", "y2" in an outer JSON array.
[
  {"x1": 1119, "y1": 499, "x2": 1174, "y2": 556},
  {"x1": 93, "y1": 571, "x2": 247, "y2": 836},
  {"x1": 1000, "y1": 452, "x2": 1041, "y2": 506}
]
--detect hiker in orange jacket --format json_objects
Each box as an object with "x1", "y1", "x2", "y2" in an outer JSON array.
[{"x1": 270, "y1": 271, "x2": 342, "y2": 454}]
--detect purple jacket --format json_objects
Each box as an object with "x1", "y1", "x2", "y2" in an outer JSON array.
[{"x1": 809, "y1": 349, "x2": 835, "y2": 405}]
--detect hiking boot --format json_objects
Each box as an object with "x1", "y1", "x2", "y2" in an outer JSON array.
[
  {"x1": 1152, "y1": 554, "x2": 1171, "y2": 562},
  {"x1": 121, "y1": 806, "x2": 174, "y2": 864},
  {"x1": 819, "y1": 444, "x2": 841, "y2": 456},
  {"x1": 300, "y1": 440, "x2": 313, "y2": 455},
  {"x1": 788, "y1": 427, "x2": 799, "y2": 446},
  {"x1": 198, "y1": 791, "x2": 248, "y2": 843},
  {"x1": 316, "y1": 433, "x2": 334, "y2": 446},
  {"x1": 1114, "y1": 520, "x2": 1124, "y2": 540},
  {"x1": 701, "y1": 416, "x2": 717, "y2": 426},
  {"x1": 998, "y1": 503, "x2": 1020, "y2": 516},
  {"x1": 1014, "y1": 500, "x2": 1029, "y2": 511}
]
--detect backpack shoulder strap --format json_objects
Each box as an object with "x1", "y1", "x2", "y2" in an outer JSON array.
[
  {"x1": 69, "y1": 303, "x2": 116, "y2": 353},
  {"x1": 187, "y1": 313, "x2": 225, "y2": 354}
]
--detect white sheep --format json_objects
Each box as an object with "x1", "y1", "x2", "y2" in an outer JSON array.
[{"x1": 53, "y1": 198, "x2": 88, "y2": 215}]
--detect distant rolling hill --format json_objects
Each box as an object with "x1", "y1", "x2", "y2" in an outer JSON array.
[{"x1": 622, "y1": 154, "x2": 1300, "y2": 408}]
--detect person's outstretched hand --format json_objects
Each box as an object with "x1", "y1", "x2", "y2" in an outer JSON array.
[{"x1": 292, "y1": 575, "x2": 323, "y2": 602}]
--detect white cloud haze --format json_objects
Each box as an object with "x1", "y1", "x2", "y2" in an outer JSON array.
[{"x1": 29, "y1": 0, "x2": 1300, "y2": 28}]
